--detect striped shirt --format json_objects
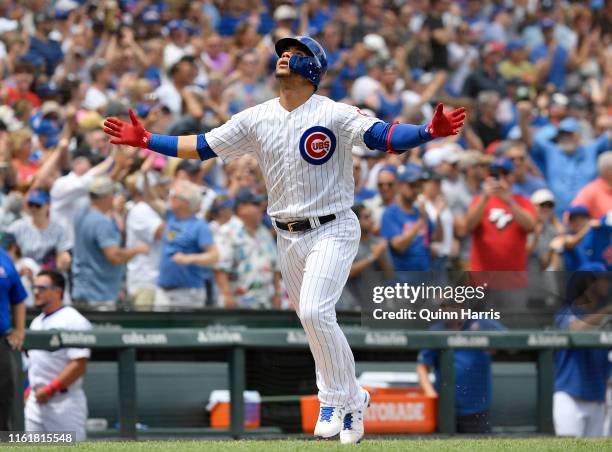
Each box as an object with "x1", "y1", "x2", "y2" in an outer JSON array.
[
  {"x1": 7, "y1": 216, "x2": 71, "y2": 265},
  {"x1": 205, "y1": 94, "x2": 381, "y2": 220}
]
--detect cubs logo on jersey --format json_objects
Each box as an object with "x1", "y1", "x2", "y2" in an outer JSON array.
[{"x1": 299, "y1": 126, "x2": 337, "y2": 165}]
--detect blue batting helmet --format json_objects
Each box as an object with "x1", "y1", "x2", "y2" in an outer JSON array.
[{"x1": 275, "y1": 36, "x2": 328, "y2": 88}]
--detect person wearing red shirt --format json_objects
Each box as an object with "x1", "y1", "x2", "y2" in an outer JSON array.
[
  {"x1": 465, "y1": 158, "x2": 536, "y2": 324},
  {"x1": 571, "y1": 151, "x2": 612, "y2": 219},
  {"x1": 3, "y1": 61, "x2": 41, "y2": 108},
  {"x1": 466, "y1": 158, "x2": 536, "y2": 271}
]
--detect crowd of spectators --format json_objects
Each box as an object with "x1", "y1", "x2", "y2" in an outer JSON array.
[{"x1": 0, "y1": 0, "x2": 611, "y2": 315}]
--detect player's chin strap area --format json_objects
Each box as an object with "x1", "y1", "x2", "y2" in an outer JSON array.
[{"x1": 364, "y1": 121, "x2": 433, "y2": 154}]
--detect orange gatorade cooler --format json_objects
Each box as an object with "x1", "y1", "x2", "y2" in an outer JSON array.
[
  {"x1": 300, "y1": 387, "x2": 437, "y2": 433},
  {"x1": 207, "y1": 390, "x2": 261, "y2": 429}
]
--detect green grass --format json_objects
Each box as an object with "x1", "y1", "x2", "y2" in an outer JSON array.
[{"x1": 5, "y1": 438, "x2": 611, "y2": 452}]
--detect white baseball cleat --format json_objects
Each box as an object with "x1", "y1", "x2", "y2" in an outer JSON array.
[
  {"x1": 314, "y1": 405, "x2": 344, "y2": 438},
  {"x1": 340, "y1": 390, "x2": 370, "y2": 444}
]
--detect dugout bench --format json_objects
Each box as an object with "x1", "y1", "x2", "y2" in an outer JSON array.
[{"x1": 12, "y1": 329, "x2": 611, "y2": 439}]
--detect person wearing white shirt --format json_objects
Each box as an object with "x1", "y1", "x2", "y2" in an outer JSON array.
[
  {"x1": 50, "y1": 150, "x2": 114, "y2": 248},
  {"x1": 422, "y1": 170, "x2": 455, "y2": 278},
  {"x1": 25, "y1": 270, "x2": 92, "y2": 442},
  {"x1": 82, "y1": 60, "x2": 113, "y2": 112},
  {"x1": 126, "y1": 172, "x2": 167, "y2": 310},
  {"x1": 153, "y1": 56, "x2": 201, "y2": 116}
]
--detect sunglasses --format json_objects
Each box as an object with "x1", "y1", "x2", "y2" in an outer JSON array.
[
  {"x1": 377, "y1": 182, "x2": 396, "y2": 188},
  {"x1": 510, "y1": 156, "x2": 525, "y2": 162},
  {"x1": 538, "y1": 201, "x2": 555, "y2": 209},
  {"x1": 33, "y1": 285, "x2": 57, "y2": 292},
  {"x1": 28, "y1": 203, "x2": 44, "y2": 209}
]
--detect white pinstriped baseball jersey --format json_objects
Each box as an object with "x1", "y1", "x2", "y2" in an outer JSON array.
[{"x1": 205, "y1": 94, "x2": 381, "y2": 219}]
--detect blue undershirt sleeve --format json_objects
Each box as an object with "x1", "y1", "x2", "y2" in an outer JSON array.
[
  {"x1": 147, "y1": 134, "x2": 217, "y2": 161},
  {"x1": 148, "y1": 134, "x2": 178, "y2": 157},
  {"x1": 196, "y1": 134, "x2": 218, "y2": 161},
  {"x1": 363, "y1": 122, "x2": 433, "y2": 153}
]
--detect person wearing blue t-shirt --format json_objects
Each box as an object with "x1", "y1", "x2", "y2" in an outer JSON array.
[
  {"x1": 156, "y1": 180, "x2": 218, "y2": 310},
  {"x1": 380, "y1": 165, "x2": 440, "y2": 278},
  {"x1": 72, "y1": 176, "x2": 150, "y2": 309},
  {"x1": 590, "y1": 213, "x2": 612, "y2": 271},
  {"x1": 0, "y1": 248, "x2": 27, "y2": 430},
  {"x1": 553, "y1": 263, "x2": 611, "y2": 437},
  {"x1": 531, "y1": 118, "x2": 611, "y2": 216},
  {"x1": 529, "y1": 19, "x2": 576, "y2": 91},
  {"x1": 554, "y1": 206, "x2": 596, "y2": 272},
  {"x1": 417, "y1": 300, "x2": 505, "y2": 433}
]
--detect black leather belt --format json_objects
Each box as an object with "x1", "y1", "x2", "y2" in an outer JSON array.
[{"x1": 275, "y1": 214, "x2": 336, "y2": 232}]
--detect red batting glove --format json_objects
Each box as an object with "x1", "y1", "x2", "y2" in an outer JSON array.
[
  {"x1": 103, "y1": 109, "x2": 151, "y2": 148},
  {"x1": 427, "y1": 103, "x2": 466, "y2": 138}
]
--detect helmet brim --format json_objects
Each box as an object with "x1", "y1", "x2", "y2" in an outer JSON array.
[{"x1": 275, "y1": 37, "x2": 314, "y2": 58}]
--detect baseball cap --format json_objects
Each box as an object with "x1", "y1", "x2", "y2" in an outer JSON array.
[
  {"x1": 77, "y1": 110, "x2": 104, "y2": 132},
  {"x1": 89, "y1": 175, "x2": 115, "y2": 197},
  {"x1": 458, "y1": 150, "x2": 490, "y2": 169},
  {"x1": 566, "y1": 205, "x2": 590, "y2": 219},
  {"x1": 211, "y1": 195, "x2": 236, "y2": 214},
  {"x1": 105, "y1": 101, "x2": 129, "y2": 118},
  {"x1": 142, "y1": 9, "x2": 162, "y2": 24},
  {"x1": 235, "y1": 188, "x2": 266, "y2": 205},
  {"x1": 482, "y1": 41, "x2": 505, "y2": 56},
  {"x1": 36, "y1": 83, "x2": 59, "y2": 99},
  {"x1": 530, "y1": 189, "x2": 555, "y2": 206},
  {"x1": 506, "y1": 40, "x2": 525, "y2": 52},
  {"x1": 551, "y1": 92, "x2": 569, "y2": 107},
  {"x1": 41, "y1": 101, "x2": 61, "y2": 118},
  {"x1": 363, "y1": 34, "x2": 387, "y2": 55},
  {"x1": 490, "y1": 158, "x2": 514, "y2": 174},
  {"x1": 378, "y1": 164, "x2": 398, "y2": 177},
  {"x1": 0, "y1": 232, "x2": 16, "y2": 250},
  {"x1": 33, "y1": 12, "x2": 54, "y2": 24},
  {"x1": 274, "y1": 5, "x2": 297, "y2": 21},
  {"x1": 167, "y1": 19, "x2": 186, "y2": 31},
  {"x1": 176, "y1": 159, "x2": 202, "y2": 175},
  {"x1": 55, "y1": 0, "x2": 79, "y2": 19},
  {"x1": 558, "y1": 117, "x2": 579, "y2": 134},
  {"x1": 398, "y1": 164, "x2": 425, "y2": 183},
  {"x1": 27, "y1": 189, "x2": 50, "y2": 206},
  {"x1": 540, "y1": 18, "x2": 555, "y2": 29}
]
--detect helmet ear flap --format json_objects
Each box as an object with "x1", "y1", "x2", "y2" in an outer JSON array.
[{"x1": 288, "y1": 55, "x2": 321, "y2": 86}]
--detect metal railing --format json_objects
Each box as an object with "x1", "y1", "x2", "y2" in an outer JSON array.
[{"x1": 12, "y1": 328, "x2": 611, "y2": 438}]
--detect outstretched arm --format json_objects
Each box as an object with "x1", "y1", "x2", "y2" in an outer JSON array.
[
  {"x1": 103, "y1": 110, "x2": 216, "y2": 161},
  {"x1": 364, "y1": 103, "x2": 466, "y2": 153}
]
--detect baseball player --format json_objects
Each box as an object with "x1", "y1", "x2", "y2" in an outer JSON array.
[
  {"x1": 25, "y1": 270, "x2": 92, "y2": 441},
  {"x1": 104, "y1": 36, "x2": 465, "y2": 443}
]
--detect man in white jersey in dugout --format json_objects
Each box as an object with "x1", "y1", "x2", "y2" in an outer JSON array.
[
  {"x1": 103, "y1": 36, "x2": 465, "y2": 443},
  {"x1": 25, "y1": 270, "x2": 92, "y2": 441}
]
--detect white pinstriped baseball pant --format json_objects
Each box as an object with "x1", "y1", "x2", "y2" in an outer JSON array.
[{"x1": 275, "y1": 209, "x2": 365, "y2": 411}]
